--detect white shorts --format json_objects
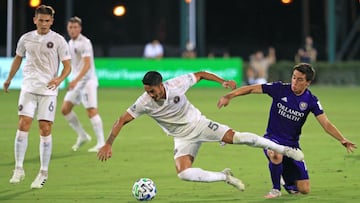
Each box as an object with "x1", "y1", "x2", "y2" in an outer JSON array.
[
  {"x1": 173, "y1": 117, "x2": 230, "y2": 159},
  {"x1": 18, "y1": 90, "x2": 57, "y2": 122},
  {"x1": 64, "y1": 79, "x2": 98, "y2": 108}
]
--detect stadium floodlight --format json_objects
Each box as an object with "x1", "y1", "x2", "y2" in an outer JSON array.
[
  {"x1": 29, "y1": 0, "x2": 41, "y2": 8},
  {"x1": 113, "y1": 5, "x2": 126, "y2": 17}
]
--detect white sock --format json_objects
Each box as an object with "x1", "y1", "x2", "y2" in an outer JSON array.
[
  {"x1": 64, "y1": 111, "x2": 88, "y2": 138},
  {"x1": 14, "y1": 130, "x2": 28, "y2": 169},
  {"x1": 232, "y1": 132, "x2": 285, "y2": 153},
  {"x1": 39, "y1": 135, "x2": 52, "y2": 172},
  {"x1": 177, "y1": 168, "x2": 226, "y2": 182},
  {"x1": 90, "y1": 114, "x2": 105, "y2": 146}
]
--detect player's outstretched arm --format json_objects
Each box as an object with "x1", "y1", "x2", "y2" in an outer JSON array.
[
  {"x1": 97, "y1": 111, "x2": 135, "y2": 161},
  {"x1": 217, "y1": 84, "x2": 263, "y2": 108},
  {"x1": 316, "y1": 113, "x2": 357, "y2": 153},
  {"x1": 194, "y1": 71, "x2": 236, "y2": 90}
]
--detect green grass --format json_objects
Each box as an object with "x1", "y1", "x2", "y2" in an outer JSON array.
[{"x1": 0, "y1": 86, "x2": 359, "y2": 203}]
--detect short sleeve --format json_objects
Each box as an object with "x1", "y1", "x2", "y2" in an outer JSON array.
[{"x1": 15, "y1": 35, "x2": 26, "y2": 57}]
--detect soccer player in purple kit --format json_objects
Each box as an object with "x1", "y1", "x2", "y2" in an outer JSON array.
[{"x1": 217, "y1": 63, "x2": 356, "y2": 198}]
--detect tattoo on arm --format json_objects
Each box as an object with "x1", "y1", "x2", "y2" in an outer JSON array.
[{"x1": 106, "y1": 134, "x2": 116, "y2": 145}]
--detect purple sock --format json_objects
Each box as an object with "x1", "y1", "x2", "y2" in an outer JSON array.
[{"x1": 269, "y1": 162, "x2": 283, "y2": 190}]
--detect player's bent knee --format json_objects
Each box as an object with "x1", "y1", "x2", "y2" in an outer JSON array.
[
  {"x1": 297, "y1": 181, "x2": 310, "y2": 194},
  {"x1": 298, "y1": 187, "x2": 310, "y2": 194},
  {"x1": 61, "y1": 107, "x2": 70, "y2": 115},
  {"x1": 222, "y1": 130, "x2": 235, "y2": 144}
]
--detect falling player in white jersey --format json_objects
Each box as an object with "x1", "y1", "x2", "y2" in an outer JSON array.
[
  {"x1": 97, "y1": 71, "x2": 304, "y2": 191},
  {"x1": 3, "y1": 5, "x2": 71, "y2": 189},
  {"x1": 61, "y1": 16, "x2": 105, "y2": 153}
]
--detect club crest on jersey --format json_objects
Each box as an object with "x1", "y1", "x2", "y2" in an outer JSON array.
[
  {"x1": 131, "y1": 104, "x2": 136, "y2": 112},
  {"x1": 173, "y1": 96, "x2": 180, "y2": 104},
  {"x1": 299, "y1": 102, "x2": 308, "y2": 111},
  {"x1": 47, "y1": 42, "x2": 54, "y2": 48}
]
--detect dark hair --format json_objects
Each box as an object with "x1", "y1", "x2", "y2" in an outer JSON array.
[
  {"x1": 35, "y1": 5, "x2": 55, "y2": 17},
  {"x1": 142, "y1": 71, "x2": 162, "y2": 86},
  {"x1": 293, "y1": 63, "x2": 315, "y2": 81},
  {"x1": 68, "y1": 16, "x2": 82, "y2": 26}
]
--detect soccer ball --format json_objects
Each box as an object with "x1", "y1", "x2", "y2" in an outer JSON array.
[{"x1": 132, "y1": 178, "x2": 157, "y2": 201}]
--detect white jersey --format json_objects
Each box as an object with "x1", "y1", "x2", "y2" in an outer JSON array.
[
  {"x1": 16, "y1": 30, "x2": 70, "y2": 96},
  {"x1": 127, "y1": 73, "x2": 202, "y2": 137},
  {"x1": 68, "y1": 34, "x2": 97, "y2": 82}
]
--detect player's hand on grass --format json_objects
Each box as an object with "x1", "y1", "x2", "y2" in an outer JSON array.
[
  {"x1": 97, "y1": 144, "x2": 112, "y2": 161},
  {"x1": 341, "y1": 139, "x2": 357, "y2": 153}
]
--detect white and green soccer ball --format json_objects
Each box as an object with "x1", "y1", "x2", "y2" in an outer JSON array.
[{"x1": 132, "y1": 178, "x2": 157, "y2": 201}]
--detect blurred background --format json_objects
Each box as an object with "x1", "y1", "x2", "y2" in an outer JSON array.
[
  {"x1": 1, "y1": 0, "x2": 360, "y2": 86},
  {"x1": 1, "y1": 0, "x2": 359, "y2": 60}
]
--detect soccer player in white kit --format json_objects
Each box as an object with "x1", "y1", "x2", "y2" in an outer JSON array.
[
  {"x1": 97, "y1": 71, "x2": 304, "y2": 191},
  {"x1": 61, "y1": 16, "x2": 105, "y2": 152},
  {"x1": 3, "y1": 5, "x2": 71, "y2": 189}
]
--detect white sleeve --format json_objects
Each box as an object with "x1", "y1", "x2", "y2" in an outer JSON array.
[
  {"x1": 126, "y1": 93, "x2": 148, "y2": 118},
  {"x1": 81, "y1": 39, "x2": 93, "y2": 58},
  {"x1": 58, "y1": 36, "x2": 71, "y2": 61},
  {"x1": 15, "y1": 35, "x2": 26, "y2": 57}
]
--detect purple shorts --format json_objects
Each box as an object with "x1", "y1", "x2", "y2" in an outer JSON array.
[{"x1": 264, "y1": 149, "x2": 309, "y2": 184}]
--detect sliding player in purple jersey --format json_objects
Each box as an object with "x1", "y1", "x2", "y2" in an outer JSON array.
[{"x1": 217, "y1": 63, "x2": 356, "y2": 198}]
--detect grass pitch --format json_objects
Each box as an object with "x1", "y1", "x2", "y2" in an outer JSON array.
[{"x1": 0, "y1": 86, "x2": 359, "y2": 203}]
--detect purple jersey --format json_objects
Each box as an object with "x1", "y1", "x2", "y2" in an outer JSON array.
[{"x1": 262, "y1": 82, "x2": 324, "y2": 147}]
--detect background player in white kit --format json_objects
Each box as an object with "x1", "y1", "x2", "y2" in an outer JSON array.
[
  {"x1": 97, "y1": 71, "x2": 304, "y2": 191},
  {"x1": 3, "y1": 5, "x2": 71, "y2": 189},
  {"x1": 61, "y1": 16, "x2": 105, "y2": 152}
]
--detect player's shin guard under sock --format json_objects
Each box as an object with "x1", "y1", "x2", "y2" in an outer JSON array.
[
  {"x1": 64, "y1": 111, "x2": 88, "y2": 138},
  {"x1": 14, "y1": 130, "x2": 28, "y2": 169},
  {"x1": 90, "y1": 114, "x2": 105, "y2": 146},
  {"x1": 177, "y1": 168, "x2": 225, "y2": 182},
  {"x1": 39, "y1": 135, "x2": 52, "y2": 171},
  {"x1": 269, "y1": 162, "x2": 283, "y2": 190},
  {"x1": 232, "y1": 132, "x2": 286, "y2": 153}
]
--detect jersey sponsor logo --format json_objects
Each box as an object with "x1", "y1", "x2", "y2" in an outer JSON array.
[
  {"x1": 299, "y1": 102, "x2": 308, "y2": 111},
  {"x1": 47, "y1": 42, "x2": 54, "y2": 48},
  {"x1": 173, "y1": 96, "x2": 180, "y2": 104},
  {"x1": 277, "y1": 102, "x2": 305, "y2": 122},
  {"x1": 281, "y1": 97, "x2": 288, "y2": 102}
]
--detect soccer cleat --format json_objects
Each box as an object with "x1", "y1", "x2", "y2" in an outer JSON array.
[
  {"x1": 9, "y1": 168, "x2": 25, "y2": 184},
  {"x1": 283, "y1": 147, "x2": 304, "y2": 161},
  {"x1": 280, "y1": 176, "x2": 299, "y2": 194},
  {"x1": 264, "y1": 189, "x2": 282, "y2": 199},
  {"x1": 222, "y1": 168, "x2": 245, "y2": 191},
  {"x1": 72, "y1": 134, "x2": 91, "y2": 151},
  {"x1": 31, "y1": 171, "x2": 48, "y2": 189},
  {"x1": 87, "y1": 144, "x2": 104, "y2": 153}
]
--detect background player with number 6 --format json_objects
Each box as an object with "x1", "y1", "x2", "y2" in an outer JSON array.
[{"x1": 3, "y1": 5, "x2": 71, "y2": 189}]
